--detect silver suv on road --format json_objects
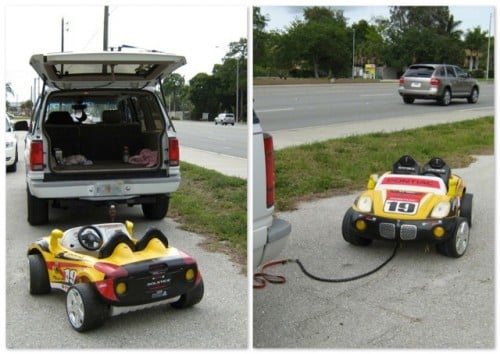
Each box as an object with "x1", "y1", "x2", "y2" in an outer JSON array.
[{"x1": 398, "y1": 64, "x2": 480, "y2": 106}]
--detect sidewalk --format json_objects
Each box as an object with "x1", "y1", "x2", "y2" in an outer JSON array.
[
  {"x1": 271, "y1": 107, "x2": 494, "y2": 150},
  {"x1": 181, "y1": 145, "x2": 247, "y2": 179}
]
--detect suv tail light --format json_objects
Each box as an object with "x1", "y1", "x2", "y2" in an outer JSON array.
[
  {"x1": 399, "y1": 77, "x2": 405, "y2": 85},
  {"x1": 430, "y1": 77, "x2": 440, "y2": 86},
  {"x1": 168, "y1": 137, "x2": 179, "y2": 166},
  {"x1": 29, "y1": 141, "x2": 44, "y2": 171},
  {"x1": 263, "y1": 133, "x2": 275, "y2": 208}
]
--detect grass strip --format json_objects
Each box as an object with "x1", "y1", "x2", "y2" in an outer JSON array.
[{"x1": 274, "y1": 116, "x2": 494, "y2": 211}]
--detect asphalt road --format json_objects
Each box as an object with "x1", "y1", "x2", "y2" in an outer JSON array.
[
  {"x1": 254, "y1": 82, "x2": 494, "y2": 132},
  {"x1": 5, "y1": 137, "x2": 247, "y2": 349},
  {"x1": 253, "y1": 155, "x2": 494, "y2": 349},
  {"x1": 175, "y1": 120, "x2": 247, "y2": 158}
]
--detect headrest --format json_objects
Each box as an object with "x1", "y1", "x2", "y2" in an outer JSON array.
[
  {"x1": 46, "y1": 111, "x2": 73, "y2": 124},
  {"x1": 102, "y1": 110, "x2": 122, "y2": 124},
  {"x1": 392, "y1": 155, "x2": 420, "y2": 174}
]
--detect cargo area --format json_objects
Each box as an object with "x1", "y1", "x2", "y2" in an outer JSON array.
[{"x1": 43, "y1": 89, "x2": 167, "y2": 172}]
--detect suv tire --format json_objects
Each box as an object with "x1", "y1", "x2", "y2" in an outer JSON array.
[
  {"x1": 142, "y1": 194, "x2": 169, "y2": 219},
  {"x1": 403, "y1": 96, "x2": 415, "y2": 104},
  {"x1": 439, "y1": 88, "x2": 451, "y2": 106},
  {"x1": 27, "y1": 187, "x2": 49, "y2": 225},
  {"x1": 467, "y1": 87, "x2": 479, "y2": 104}
]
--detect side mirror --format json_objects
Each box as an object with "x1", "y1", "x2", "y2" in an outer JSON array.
[{"x1": 14, "y1": 120, "x2": 29, "y2": 131}]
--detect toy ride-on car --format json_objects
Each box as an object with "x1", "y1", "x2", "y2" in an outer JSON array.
[
  {"x1": 27, "y1": 221, "x2": 204, "y2": 332},
  {"x1": 342, "y1": 155, "x2": 472, "y2": 257}
]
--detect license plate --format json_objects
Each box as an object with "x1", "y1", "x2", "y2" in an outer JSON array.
[
  {"x1": 411, "y1": 82, "x2": 421, "y2": 88},
  {"x1": 94, "y1": 181, "x2": 124, "y2": 196}
]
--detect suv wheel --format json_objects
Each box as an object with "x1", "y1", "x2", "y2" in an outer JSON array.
[
  {"x1": 403, "y1": 96, "x2": 415, "y2": 104},
  {"x1": 142, "y1": 194, "x2": 170, "y2": 219},
  {"x1": 439, "y1": 88, "x2": 451, "y2": 106},
  {"x1": 27, "y1": 187, "x2": 49, "y2": 225},
  {"x1": 467, "y1": 87, "x2": 479, "y2": 104}
]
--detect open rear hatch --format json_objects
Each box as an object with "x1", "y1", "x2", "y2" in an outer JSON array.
[{"x1": 30, "y1": 51, "x2": 186, "y2": 89}]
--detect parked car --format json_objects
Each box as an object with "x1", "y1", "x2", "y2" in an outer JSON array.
[
  {"x1": 27, "y1": 221, "x2": 203, "y2": 331},
  {"x1": 21, "y1": 50, "x2": 185, "y2": 225},
  {"x1": 5, "y1": 115, "x2": 18, "y2": 172},
  {"x1": 342, "y1": 155, "x2": 472, "y2": 257},
  {"x1": 398, "y1": 64, "x2": 479, "y2": 106},
  {"x1": 214, "y1": 113, "x2": 235, "y2": 125},
  {"x1": 253, "y1": 111, "x2": 291, "y2": 270}
]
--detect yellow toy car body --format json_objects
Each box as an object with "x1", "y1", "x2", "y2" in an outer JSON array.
[
  {"x1": 28, "y1": 221, "x2": 204, "y2": 331},
  {"x1": 342, "y1": 156, "x2": 472, "y2": 257}
]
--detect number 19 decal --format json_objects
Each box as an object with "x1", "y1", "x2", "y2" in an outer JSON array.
[{"x1": 384, "y1": 201, "x2": 418, "y2": 215}]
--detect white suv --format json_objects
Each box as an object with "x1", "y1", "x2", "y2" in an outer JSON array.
[
  {"x1": 20, "y1": 50, "x2": 185, "y2": 225},
  {"x1": 253, "y1": 111, "x2": 291, "y2": 270}
]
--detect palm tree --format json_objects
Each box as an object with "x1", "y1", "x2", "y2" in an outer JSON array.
[
  {"x1": 465, "y1": 27, "x2": 487, "y2": 70},
  {"x1": 445, "y1": 14, "x2": 463, "y2": 40}
]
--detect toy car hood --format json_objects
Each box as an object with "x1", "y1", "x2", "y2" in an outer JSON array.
[
  {"x1": 30, "y1": 51, "x2": 186, "y2": 89},
  {"x1": 363, "y1": 173, "x2": 450, "y2": 219}
]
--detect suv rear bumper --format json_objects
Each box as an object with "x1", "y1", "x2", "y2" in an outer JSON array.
[
  {"x1": 254, "y1": 217, "x2": 291, "y2": 269},
  {"x1": 28, "y1": 175, "x2": 180, "y2": 200}
]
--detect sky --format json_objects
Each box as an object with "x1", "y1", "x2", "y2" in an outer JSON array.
[
  {"x1": 259, "y1": 5, "x2": 495, "y2": 34},
  {"x1": 3, "y1": 3, "x2": 247, "y2": 102}
]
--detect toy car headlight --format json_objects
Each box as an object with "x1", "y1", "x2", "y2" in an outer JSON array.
[
  {"x1": 431, "y1": 201, "x2": 451, "y2": 219},
  {"x1": 356, "y1": 196, "x2": 373, "y2": 213}
]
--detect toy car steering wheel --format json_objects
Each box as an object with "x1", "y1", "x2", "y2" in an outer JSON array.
[{"x1": 77, "y1": 225, "x2": 104, "y2": 251}]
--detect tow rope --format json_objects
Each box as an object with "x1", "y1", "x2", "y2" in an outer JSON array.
[{"x1": 253, "y1": 241, "x2": 400, "y2": 289}]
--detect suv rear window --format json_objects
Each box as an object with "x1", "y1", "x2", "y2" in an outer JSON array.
[
  {"x1": 44, "y1": 90, "x2": 164, "y2": 129},
  {"x1": 405, "y1": 66, "x2": 435, "y2": 78}
]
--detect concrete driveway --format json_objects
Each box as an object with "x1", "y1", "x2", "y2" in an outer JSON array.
[{"x1": 253, "y1": 155, "x2": 494, "y2": 349}]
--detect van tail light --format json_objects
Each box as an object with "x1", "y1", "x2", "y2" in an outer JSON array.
[
  {"x1": 430, "y1": 77, "x2": 441, "y2": 86},
  {"x1": 29, "y1": 141, "x2": 44, "y2": 171},
  {"x1": 168, "y1": 137, "x2": 180, "y2": 166},
  {"x1": 263, "y1": 133, "x2": 275, "y2": 208}
]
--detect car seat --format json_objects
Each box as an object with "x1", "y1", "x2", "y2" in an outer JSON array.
[
  {"x1": 392, "y1": 155, "x2": 420, "y2": 174},
  {"x1": 46, "y1": 111, "x2": 74, "y2": 124}
]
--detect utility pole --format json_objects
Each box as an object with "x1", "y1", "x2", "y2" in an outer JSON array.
[
  {"x1": 352, "y1": 28, "x2": 356, "y2": 79},
  {"x1": 486, "y1": 12, "x2": 492, "y2": 80},
  {"x1": 103, "y1": 6, "x2": 109, "y2": 51},
  {"x1": 236, "y1": 57, "x2": 239, "y2": 123},
  {"x1": 61, "y1": 17, "x2": 64, "y2": 52}
]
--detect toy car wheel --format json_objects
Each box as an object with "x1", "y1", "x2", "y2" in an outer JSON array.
[
  {"x1": 28, "y1": 254, "x2": 50, "y2": 295},
  {"x1": 342, "y1": 209, "x2": 372, "y2": 246},
  {"x1": 436, "y1": 217, "x2": 470, "y2": 258},
  {"x1": 460, "y1": 193, "x2": 473, "y2": 227},
  {"x1": 171, "y1": 278, "x2": 204, "y2": 309},
  {"x1": 66, "y1": 283, "x2": 108, "y2": 332}
]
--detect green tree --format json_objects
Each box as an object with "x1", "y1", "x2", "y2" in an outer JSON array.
[
  {"x1": 162, "y1": 73, "x2": 185, "y2": 114},
  {"x1": 285, "y1": 7, "x2": 350, "y2": 78},
  {"x1": 383, "y1": 6, "x2": 464, "y2": 67},
  {"x1": 464, "y1": 26, "x2": 488, "y2": 70},
  {"x1": 189, "y1": 73, "x2": 221, "y2": 120}
]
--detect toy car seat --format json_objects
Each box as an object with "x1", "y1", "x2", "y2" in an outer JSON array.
[
  {"x1": 422, "y1": 157, "x2": 451, "y2": 188},
  {"x1": 392, "y1": 155, "x2": 420, "y2": 174}
]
